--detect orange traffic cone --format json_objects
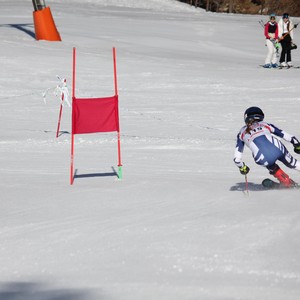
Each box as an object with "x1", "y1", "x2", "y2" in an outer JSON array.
[{"x1": 33, "y1": 6, "x2": 61, "y2": 41}]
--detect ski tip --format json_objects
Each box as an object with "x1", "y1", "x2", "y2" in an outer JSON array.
[{"x1": 262, "y1": 178, "x2": 278, "y2": 189}]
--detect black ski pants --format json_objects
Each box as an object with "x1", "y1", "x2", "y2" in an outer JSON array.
[{"x1": 280, "y1": 34, "x2": 292, "y2": 63}]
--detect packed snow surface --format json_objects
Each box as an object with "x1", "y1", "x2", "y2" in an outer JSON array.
[{"x1": 1, "y1": 0, "x2": 300, "y2": 299}]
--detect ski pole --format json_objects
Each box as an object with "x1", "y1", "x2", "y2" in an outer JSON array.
[
  {"x1": 245, "y1": 174, "x2": 249, "y2": 195},
  {"x1": 258, "y1": 20, "x2": 265, "y2": 28},
  {"x1": 278, "y1": 23, "x2": 298, "y2": 42}
]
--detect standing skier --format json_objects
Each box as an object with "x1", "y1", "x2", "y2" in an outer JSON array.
[
  {"x1": 278, "y1": 13, "x2": 294, "y2": 67},
  {"x1": 263, "y1": 13, "x2": 279, "y2": 68},
  {"x1": 234, "y1": 106, "x2": 300, "y2": 187}
]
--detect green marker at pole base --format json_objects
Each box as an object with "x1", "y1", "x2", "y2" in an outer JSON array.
[{"x1": 118, "y1": 165, "x2": 123, "y2": 180}]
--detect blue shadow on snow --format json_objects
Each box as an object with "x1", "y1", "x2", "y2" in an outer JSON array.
[{"x1": 0, "y1": 23, "x2": 35, "y2": 39}]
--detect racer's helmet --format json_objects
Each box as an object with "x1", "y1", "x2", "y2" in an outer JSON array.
[{"x1": 244, "y1": 106, "x2": 264, "y2": 124}]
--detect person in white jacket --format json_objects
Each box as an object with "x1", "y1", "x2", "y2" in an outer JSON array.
[{"x1": 278, "y1": 13, "x2": 294, "y2": 67}]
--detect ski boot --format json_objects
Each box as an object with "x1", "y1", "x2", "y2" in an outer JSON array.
[
  {"x1": 272, "y1": 168, "x2": 296, "y2": 188},
  {"x1": 263, "y1": 64, "x2": 272, "y2": 68}
]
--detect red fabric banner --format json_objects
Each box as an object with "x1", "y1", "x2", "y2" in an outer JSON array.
[{"x1": 72, "y1": 95, "x2": 119, "y2": 134}]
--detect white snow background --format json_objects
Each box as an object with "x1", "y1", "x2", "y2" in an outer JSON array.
[{"x1": 1, "y1": 0, "x2": 300, "y2": 299}]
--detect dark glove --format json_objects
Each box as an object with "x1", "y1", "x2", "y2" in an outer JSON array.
[
  {"x1": 294, "y1": 144, "x2": 300, "y2": 154},
  {"x1": 239, "y1": 165, "x2": 250, "y2": 175}
]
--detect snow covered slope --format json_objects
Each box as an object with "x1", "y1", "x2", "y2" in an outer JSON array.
[{"x1": 0, "y1": 1, "x2": 300, "y2": 299}]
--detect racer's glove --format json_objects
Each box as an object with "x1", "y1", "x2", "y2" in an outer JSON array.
[
  {"x1": 239, "y1": 165, "x2": 250, "y2": 175},
  {"x1": 294, "y1": 144, "x2": 300, "y2": 154}
]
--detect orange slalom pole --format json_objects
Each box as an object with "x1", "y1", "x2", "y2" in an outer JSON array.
[
  {"x1": 117, "y1": 131, "x2": 122, "y2": 179},
  {"x1": 113, "y1": 47, "x2": 122, "y2": 179},
  {"x1": 113, "y1": 47, "x2": 118, "y2": 96},
  {"x1": 70, "y1": 47, "x2": 76, "y2": 185},
  {"x1": 56, "y1": 92, "x2": 64, "y2": 138}
]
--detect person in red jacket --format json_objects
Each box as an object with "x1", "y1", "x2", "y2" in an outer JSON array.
[{"x1": 263, "y1": 14, "x2": 279, "y2": 68}]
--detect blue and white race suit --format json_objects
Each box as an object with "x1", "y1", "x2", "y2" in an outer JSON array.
[{"x1": 234, "y1": 121, "x2": 300, "y2": 171}]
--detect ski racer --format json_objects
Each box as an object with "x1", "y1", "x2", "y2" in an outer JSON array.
[{"x1": 234, "y1": 106, "x2": 300, "y2": 187}]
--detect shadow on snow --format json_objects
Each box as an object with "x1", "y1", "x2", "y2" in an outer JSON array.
[
  {"x1": 0, "y1": 281, "x2": 99, "y2": 300},
  {"x1": 230, "y1": 181, "x2": 266, "y2": 192},
  {"x1": 0, "y1": 23, "x2": 35, "y2": 39},
  {"x1": 74, "y1": 166, "x2": 118, "y2": 181}
]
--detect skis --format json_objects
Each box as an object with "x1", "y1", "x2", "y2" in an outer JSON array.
[
  {"x1": 259, "y1": 65, "x2": 300, "y2": 69},
  {"x1": 262, "y1": 178, "x2": 299, "y2": 190},
  {"x1": 278, "y1": 65, "x2": 300, "y2": 69}
]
